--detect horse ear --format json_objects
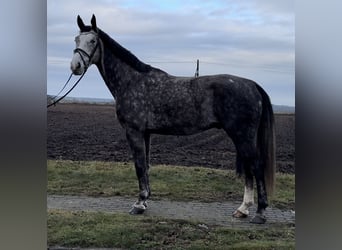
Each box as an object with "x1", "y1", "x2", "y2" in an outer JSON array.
[
  {"x1": 77, "y1": 15, "x2": 86, "y2": 31},
  {"x1": 91, "y1": 14, "x2": 97, "y2": 31}
]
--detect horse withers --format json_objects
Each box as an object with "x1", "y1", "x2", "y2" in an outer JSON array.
[{"x1": 70, "y1": 15, "x2": 275, "y2": 224}]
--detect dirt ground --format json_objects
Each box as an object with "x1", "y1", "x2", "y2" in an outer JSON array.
[{"x1": 47, "y1": 103, "x2": 295, "y2": 173}]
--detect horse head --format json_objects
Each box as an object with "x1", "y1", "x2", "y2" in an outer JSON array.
[{"x1": 70, "y1": 15, "x2": 101, "y2": 75}]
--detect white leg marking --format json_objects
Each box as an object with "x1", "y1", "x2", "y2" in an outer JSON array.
[
  {"x1": 237, "y1": 185, "x2": 254, "y2": 215},
  {"x1": 133, "y1": 200, "x2": 147, "y2": 210}
]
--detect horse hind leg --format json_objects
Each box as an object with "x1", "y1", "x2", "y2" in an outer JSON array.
[
  {"x1": 232, "y1": 151, "x2": 268, "y2": 224},
  {"x1": 233, "y1": 150, "x2": 269, "y2": 224},
  {"x1": 250, "y1": 162, "x2": 268, "y2": 224},
  {"x1": 228, "y1": 133, "x2": 268, "y2": 224},
  {"x1": 232, "y1": 156, "x2": 254, "y2": 218}
]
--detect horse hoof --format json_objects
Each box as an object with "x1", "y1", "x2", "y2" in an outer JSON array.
[
  {"x1": 250, "y1": 214, "x2": 266, "y2": 224},
  {"x1": 232, "y1": 210, "x2": 248, "y2": 218},
  {"x1": 129, "y1": 206, "x2": 146, "y2": 215},
  {"x1": 129, "y1": 202, "x2": 147, "y2": 215}
]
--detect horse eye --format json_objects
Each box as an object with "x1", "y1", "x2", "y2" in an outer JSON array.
[{"x1": 90, "y1": 39, "x2": 96, "y2": 44}]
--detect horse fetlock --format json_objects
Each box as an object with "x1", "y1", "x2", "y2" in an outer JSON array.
[
  {"x1": 245, "y1": 201, "x2": 254, "y2": 207},
  {"x1": 257, "y1": 200, "x2": 268, "y2": 211},
  {"x1": 139, "y1": 189, "x2": 150, "y2": 201}
]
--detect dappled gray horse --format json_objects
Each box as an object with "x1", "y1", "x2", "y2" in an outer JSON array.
[{"x1": 70, "y1": 15, "x2": 275, "y2": 224}]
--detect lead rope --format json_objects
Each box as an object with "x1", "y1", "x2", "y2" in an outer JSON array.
[
  {"x1": 49, "y1": 73, "x2": 73, "y2": 102},
  {"x1": 47, "y1": 70, "x2": 87, "y2": 108},
  {"x1": 48, "y1": 34, "x2": 100, "y2": 108}
]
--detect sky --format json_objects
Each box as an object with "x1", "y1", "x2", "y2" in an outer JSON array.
[{"x1": 47, "y1": 0, "x2": 294, "y2": 106}]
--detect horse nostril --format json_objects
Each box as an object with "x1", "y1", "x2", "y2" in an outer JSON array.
[{"x1": 77, "y1": 62, "x2": 81, "y2": 69}]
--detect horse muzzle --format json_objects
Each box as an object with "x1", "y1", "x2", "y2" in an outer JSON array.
[{"x1": 70, "y1": 60, "x2": 84, "y2": 75}]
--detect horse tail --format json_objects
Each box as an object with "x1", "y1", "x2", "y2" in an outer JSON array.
[{"x1": 256, "y1": 84, "x2": 276, "y2": 196}]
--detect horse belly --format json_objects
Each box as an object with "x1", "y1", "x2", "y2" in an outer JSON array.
[
  {"x1": 147, "y1": 97, "x2": 218, "y2": 135},
  {"x1": 147, "y1": 121, "x2": 218, "y2": 135}
]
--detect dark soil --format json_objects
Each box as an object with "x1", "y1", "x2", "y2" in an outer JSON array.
[{"x1": 47, "y1": 103, "x2": 295, "y2": 174}]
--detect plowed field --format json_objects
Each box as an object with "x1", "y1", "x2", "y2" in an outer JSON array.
[{"x1": 47, "y1": 103, "x2": 294, "y2": 173}]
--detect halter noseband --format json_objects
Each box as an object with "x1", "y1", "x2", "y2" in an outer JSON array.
[{"x1": 73, "y1": 33, "x2": 100, "y2": 71}]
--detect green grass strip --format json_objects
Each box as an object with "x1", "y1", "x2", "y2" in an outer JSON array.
[
  {"x1": 48, "y1": 210, "x2": 295, "y2": 249},
  {"x1": 48, "y1": 160, "x2": 294, "y2": 210}
]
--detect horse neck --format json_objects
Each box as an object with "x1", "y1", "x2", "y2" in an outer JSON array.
[{"x1": 95, "y1": 42, "x2": 140, "y2": 99}]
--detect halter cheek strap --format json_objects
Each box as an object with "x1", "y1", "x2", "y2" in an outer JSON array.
[{"x1": 73, "y1": 48, "x2": 89, "y2": 69}]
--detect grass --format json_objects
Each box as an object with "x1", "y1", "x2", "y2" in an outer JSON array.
[
  {"x1": 47, "y1": 160, "x2": 295, "y2": 249},
  {"x1": 47, "y1": 160, "x2": 295, "y2": 210},
  {"x1": 48, "y1": 210, "x2": 295, "y2": 249}
]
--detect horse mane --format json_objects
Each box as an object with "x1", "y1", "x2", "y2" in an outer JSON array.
[{"x1": 97, "y1": 28, "x2": 152, "y2": 73}]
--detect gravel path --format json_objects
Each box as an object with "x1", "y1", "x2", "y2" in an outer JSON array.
[{"x1": 48, "y1": 195, "x2": 295, "y2": 229}]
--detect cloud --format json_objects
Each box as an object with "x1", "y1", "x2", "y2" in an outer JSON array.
[{"x1": 47, "y1": 0, "x2": 294, "y2": 105}]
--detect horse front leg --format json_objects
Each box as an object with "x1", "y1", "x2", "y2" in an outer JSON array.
[{"x1": 126, "y1": 128, "x2": 150, "y2": 214}]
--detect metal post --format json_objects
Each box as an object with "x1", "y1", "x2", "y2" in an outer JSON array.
[{"x1": 195, "y1": 59, "x2": 199, "y2": 77}]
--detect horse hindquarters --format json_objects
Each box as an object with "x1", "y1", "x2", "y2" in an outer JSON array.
[{"x1": 214, "y1": 81, "x2": 275, "y2": 223}]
